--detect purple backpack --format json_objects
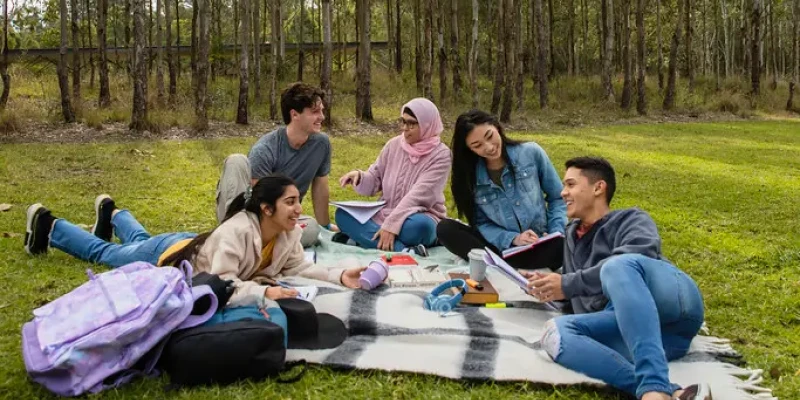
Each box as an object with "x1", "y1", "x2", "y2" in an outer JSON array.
[{"x1": 21, "y1": 261, "x2": 217, "y2": 396}]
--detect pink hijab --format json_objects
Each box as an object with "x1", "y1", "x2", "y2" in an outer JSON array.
[{"x1": 399, "y1": 98, "x2": 444, "y2": 164}]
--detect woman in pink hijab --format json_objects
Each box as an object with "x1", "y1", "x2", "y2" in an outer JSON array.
[{"x1": 335, "y1": 98, "x2": 451, "y2": 256}]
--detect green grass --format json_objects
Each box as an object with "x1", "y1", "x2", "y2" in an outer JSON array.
[{"x1": 1, "y1": 120, "x2": 799, "y2": 399}]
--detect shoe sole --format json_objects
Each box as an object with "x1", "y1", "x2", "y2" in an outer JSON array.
[
  {"x1": 25, "y1": 203, "x2": 43, "y2": 255},
  {"x1": 91, "y1": 194, "x2": 112, "y2": 239}
]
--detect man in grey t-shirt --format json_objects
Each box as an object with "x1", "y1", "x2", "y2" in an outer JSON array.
[{"x1": 215, "y1": 83, "x2": 335, "y2": 247}]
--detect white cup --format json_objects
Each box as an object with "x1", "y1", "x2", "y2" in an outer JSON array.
[{"x1": 467, "y1": 249, "x2": 488, "y2": 281}]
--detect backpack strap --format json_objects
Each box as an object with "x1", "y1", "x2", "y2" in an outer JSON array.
[
  {"x1": 276, "y1": 360, "x2": 307, "y2": 383},
  {"x1": 177, "y1": 285, "x2": 218, "y2": 330}
]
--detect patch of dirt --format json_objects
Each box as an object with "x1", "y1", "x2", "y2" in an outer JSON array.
[{"x1": 0, "y1": 112, "x2": 768, "y2": 145}]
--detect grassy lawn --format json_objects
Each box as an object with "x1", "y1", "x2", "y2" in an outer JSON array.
[{"x1": 0, "y1": 120, "x2": 798, "y2": 399}]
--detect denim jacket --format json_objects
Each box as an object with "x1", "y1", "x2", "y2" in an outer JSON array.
[{"x1": 473, "y1": 142, "x2": 567, "y2": 250}]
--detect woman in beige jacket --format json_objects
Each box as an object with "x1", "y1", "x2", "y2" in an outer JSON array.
[{"x1": 25, "y1": 175, "x2": 365, "y2": 307}]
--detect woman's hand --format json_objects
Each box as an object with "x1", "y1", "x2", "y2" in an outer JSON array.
[
  {"x1": 521, "y1": 271, "x2": 565, "y2": 302},
  {"x1": 372, "y1": 229, "x2": 397, "y2": 251},
  {"x1": 512, "y1": 230, "x2": 540, "y2": 246},
  {"x1": 339, "y1": 170, "x2": 361, "y2": 188},
  {"x1": 265, "y1": 286, "x2": 299, "y2": 300},
  {"x1": 340, "y1": 266, "x2": 368, "y2": 288}
]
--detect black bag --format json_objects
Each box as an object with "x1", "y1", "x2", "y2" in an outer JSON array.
[{"x1": 159, "y1": 319, "x2": 304, "y2": 387}]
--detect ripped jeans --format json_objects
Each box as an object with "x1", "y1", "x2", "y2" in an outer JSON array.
[{"x1": 541, "y1": 254, "x2": 705, "y2": 398}]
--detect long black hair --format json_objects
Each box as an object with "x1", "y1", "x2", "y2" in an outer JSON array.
[
  {"x1": 450, "y1": 110, "x2": 521, "y2": 226},
  {"x1": 160, "y1": 175, "x2": 297, "y2": 267}
]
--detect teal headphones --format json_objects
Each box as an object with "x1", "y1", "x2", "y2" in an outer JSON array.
[{"x1": 423, "y1": 279, "x2": 468, "y2": 314}]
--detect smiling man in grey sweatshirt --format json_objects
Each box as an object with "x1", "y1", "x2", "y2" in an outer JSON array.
[{"x1": 523, "y1": 157, "x2": 711, "y2": 400}]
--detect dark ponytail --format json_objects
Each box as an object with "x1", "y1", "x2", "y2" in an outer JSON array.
[{"x1": 161, "y1": 175, "x2": 297, "y2": 267}]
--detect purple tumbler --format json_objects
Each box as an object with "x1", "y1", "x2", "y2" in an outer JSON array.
[{"x1": 359, "y1": 259, "x2": 389, "y2": 290}]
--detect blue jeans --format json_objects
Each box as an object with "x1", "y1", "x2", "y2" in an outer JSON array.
[
  {"x1": 335, "y1": 209, "x2": 437, "y2": 251},
  {"x1": 547, "y1": 254, "x2": 704, "y2": 398},
  {"x1": 49, "y1": 210, "x2": 197, "y2": 268}
]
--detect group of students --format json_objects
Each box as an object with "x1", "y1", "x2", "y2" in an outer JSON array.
[{"x1": 22, "y1": 82, "x2": 711, "y2": 400}]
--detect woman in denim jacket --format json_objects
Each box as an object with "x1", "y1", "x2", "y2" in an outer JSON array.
[{"x1": 437, "y1": 110, "x2": 567, "y2": 270}]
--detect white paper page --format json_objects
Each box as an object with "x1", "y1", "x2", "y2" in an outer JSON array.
[
  {"x1": 330, "y1": 200, "x2": 387, "y2": 224},
  {"x1": 295, "y1": 286, "x2": 319, "y2": 301}
]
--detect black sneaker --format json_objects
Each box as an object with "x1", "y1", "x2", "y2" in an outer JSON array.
[
  {"x1": 403, "y1": 244, "x2": 429, "y2": 257},
  {"x1": 91, "y1": 194, "x2": 116, "y2": 241},
  {"x1": 24, "y1": 204, "x2": 54, "y2": 255},
  {"x1": 331, "y1": 232, "x2": 351, "y2": 244}
]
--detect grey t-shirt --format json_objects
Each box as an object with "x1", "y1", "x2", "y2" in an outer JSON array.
[{"x1": 248, "y1": 127, "x2": 332, "y2": 200}]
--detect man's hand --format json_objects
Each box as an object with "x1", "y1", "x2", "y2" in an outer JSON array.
[
  {"x1": 340, "y1": 266, "x2": 368, "y2": 288},
  {"x1": 339, "y1": 170, "x2": 361, "y2": 187},
  {"x1": 521, "y1": 271, "x2": 565, "y2": 302},
  {"x1": 372, "y1": 229, "x2": 397, "y2": 251},
  {"x1": 512, "y1": 230, "x2": 540, "y2": 246},
  {"x1": 265, "y1": 286, "x2": 299, "y2": 300}
]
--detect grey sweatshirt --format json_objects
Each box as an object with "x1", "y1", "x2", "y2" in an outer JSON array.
[{"x1": 561, "y1": 208, "x2": 666, "y2": 314}]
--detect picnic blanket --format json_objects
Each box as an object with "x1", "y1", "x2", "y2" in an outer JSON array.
[{"x1": 283, "y1": 232, "x2": 776, "y2": 400}]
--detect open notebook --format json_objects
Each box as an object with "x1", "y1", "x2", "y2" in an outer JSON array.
[{"x1": 483, "y1": 248, "x2": 561, "y2": 311}]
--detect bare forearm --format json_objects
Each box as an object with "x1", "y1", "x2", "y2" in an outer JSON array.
[{"x1": 312, "y1": 183, "x2": 331, "y2": 226}]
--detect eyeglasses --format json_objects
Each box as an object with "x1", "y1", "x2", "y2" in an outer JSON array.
[{"x1": 398, "y1": 118, "x2": 419, "y2": 129}]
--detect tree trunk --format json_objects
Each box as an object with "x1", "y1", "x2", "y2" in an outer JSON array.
[
  {"x1": 788, "y1": 81, "x2": 795, "y2": 110},
  {"x1": 298, "y1": 0, "x2": 305, "y2": 81},
  {"x1": 450, "y1": 0, "x2": 462, "y2": 98},
  {"x1": 131, "y1": 0, "x2": 149, "y2": 130},
  {"x1": 621, "y1": 0, "x2": 633, "y2": 109},
  {"x1": 515, "y1": 0, "x2": 525, "y2": 110},
  {"x1": 751, "y1": 0, "x2": 761, "y2": 95},
  {"x1": 195, "y1": 0, "x2": 210, "y2": 130},
  {"x1": 253, "y1": 0, "x2": 262, "y2": 103},
  {"x1": 386, "y1": 0, "x2": 393, "y2": 68},
  {"x1": 97, "y1": 0, "x2": 111, "y2": 107},
  {"x1": 721, "y1": 0, "x2": 731, "y2": 77},
  {"x1": 191, "y1": 0, "x2": 198, "y2": 78},
  {"x1": 414, "y1": 0, "x2": 422, "y2": 91},
  {"x1": 165, "y1": 0, "x2": 176, "y2": 105},
  {"x1": 71, "y1": 0, "x2": 81, "y2": 105},
  {"x1": 547, "y1": 0, "x2": 555, "y2": 77},
  {"x1": 534, "y1": 0, "x2": 548, "y2": 108},
  {"x1": 664, "y1": 0, "x2": 684, "y2": 109},
  {"x1": 175, "y1": 0, "x2": 181, "y2": 73},
  {"x1": 156, "y1": 0, "x2": 165, "y2": 104},
  {"x1": 685, "y1": 0, "x2": 694, "y2": 92},
  {"x1": 702, "y1": 0, "x2": 707, "y2": 75},
  {"x1": 270, "y1": 0, "x2": 279, "y2": 120},
  {"x1": 395, "y1": 0, "x2": 402, "y2": 71},
  {"x1": 355, "y1": 0, "x2": 373, "y2": 121},
  {"x1": 423, "y1": 0, "x2": 434, "y2": 100},
  {"x1": 602, "y1": 0, "x2": 615, "y2": 102},
  {"x1": 491, "y1": 0, "x2": 505, "y2": 114},
  {"x1": 636, "y1": 0, "x2": 647, "y2": 114},
  {"x1": 568, "y1": 0, "x2": 576, "y2": 75},
  {"x1": 84, "y1": 0, "x2": 95, "y2": 88},
  {"x1": 237, "y1": 0, "x2": 250, "y2": 124},
  {"x1": 500, "y1": 0, "x2": 516, "y2": 122},
  {"x1": 469, "y1": 0, "x2": 479, "y2": 107},
  {"x1": 794, "y1": 0, "x2": 799, "y2": 85},
  {"x1": 321, "y1": 0, "x2": 332, "y2": 126},
  {"x1": 582, "y1": 0, "x2": 590, "y2": 74},
  {"x1": 657, "y1": 0, "x2": 664, "y2": 89},
  {"x1": 436, "y1": 0, "x2": 447, "y2": 103},
  {"x1": 59, "y1": 0, "x2": 76, "y2": 122},
  {"x1": 768, "y1": 0, "x2": 777, "y2": 90},
  {"x1": 0, "y1": 0, "x2": 10, "y2": 110}
]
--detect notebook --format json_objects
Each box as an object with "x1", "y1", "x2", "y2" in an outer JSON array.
[
  {"x1": 447, "y1": 272, "x2": 499, "y2": 304},
  {"x1": 483, "y1": 248, "x2": 561, "y2": 311},
  {"x1": 388, "y1": 266, "x2": 447, "y2": 288},
  {"x1": 501, "y1": 232, "x2": 565, "y2": 258},
  {"x1": 330, "y1": 200, "x2": 386, "y2": 224}
]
